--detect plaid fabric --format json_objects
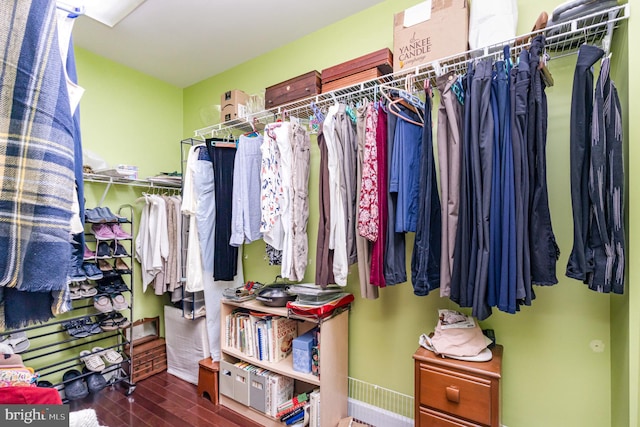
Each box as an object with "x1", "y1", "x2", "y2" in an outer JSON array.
[{"x1": 0, "y1": 0, "x2": 74, "y2": 292}]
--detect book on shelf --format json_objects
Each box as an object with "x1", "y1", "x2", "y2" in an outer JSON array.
[
  {"x1": 266, "y1": 372, "x2": 294, "y2": 417},
  {"x1": 284, "y1": 406, "x2": 306, "y2": 425},
  {"x1": 309, "y1": 388, "x2": 320, "y2": 427},
  {"x1": 273, "y1": 316, "x2": 297, "y2": 363}
]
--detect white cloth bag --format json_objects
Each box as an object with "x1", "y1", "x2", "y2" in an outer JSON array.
[{"x1": 468, "y1": 0, "x2": 518, "y2": 50}]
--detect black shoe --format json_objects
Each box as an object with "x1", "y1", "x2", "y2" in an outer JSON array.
[
  {"x1": 63, "y1": 369, "x2": 89, "y2": 400},
  {"x1": 82, "y1": 367, "x2": 107, "y2": 394}
]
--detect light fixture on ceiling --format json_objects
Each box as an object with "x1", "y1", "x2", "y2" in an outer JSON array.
[{"x1": 57, "y1": 0, "x2": 147, "y2": 27}]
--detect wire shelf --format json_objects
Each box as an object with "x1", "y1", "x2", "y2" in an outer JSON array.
[{"x1": 194, "y1": 3, "x2": 628, "y2": 139}]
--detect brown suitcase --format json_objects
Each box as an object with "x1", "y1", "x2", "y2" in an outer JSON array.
[
  {"x1": 264, "y1": 71, "x2": 321, "y2": 109},
  {"x1": 322, "y1": 68, "x2": 383, "y2": 93},
  {"x1": 321, "y1": 48, "x2": 393, "y2": 84}
]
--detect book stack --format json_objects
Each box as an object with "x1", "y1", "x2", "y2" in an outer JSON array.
[
  {"x1": 225, "y1": 310, "x2": 298, "y2": 363},
  {"x1": 276, "y1": 392, "x2": 309, "y2": 425}
]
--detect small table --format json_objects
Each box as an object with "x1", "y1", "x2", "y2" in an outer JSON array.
[{"x1": 197, "y1": 358, "x2": 220, "y2": 404}]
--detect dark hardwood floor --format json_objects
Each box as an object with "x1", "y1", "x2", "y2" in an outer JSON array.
[{"x1": 68, "y1": 371, "x2": 262, "y2": 427}]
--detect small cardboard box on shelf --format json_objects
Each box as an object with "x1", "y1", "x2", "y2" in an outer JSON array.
[{"x1": 393, "y1": 0, "x2": 469, "y2": 72}]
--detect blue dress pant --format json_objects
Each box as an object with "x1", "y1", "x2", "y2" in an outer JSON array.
[
  {"x1": 384, "y1": 106, "x2": 407, "y2": 286},
  {"x1": 411, "y1": 91, "x2": 442, "y2": 296}
]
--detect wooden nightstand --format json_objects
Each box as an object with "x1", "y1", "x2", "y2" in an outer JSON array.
[{"x1": 413, "y1": 345, "x2": 502, "y2": 427}]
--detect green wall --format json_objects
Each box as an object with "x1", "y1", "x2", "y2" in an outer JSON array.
[
  {"x1": 74, "y1": 1, "x2": 638, "y2": 426},
  {"x1": 75, "y1": 48, "x2": 183, "y2": 332}
]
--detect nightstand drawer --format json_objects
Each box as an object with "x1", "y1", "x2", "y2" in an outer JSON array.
[
  {"x1": 419, "y1": 364, "x2": 492, "y2": 425},
  {"x1": 419, "y1": 407, "x2": 484, "y2": 427}
]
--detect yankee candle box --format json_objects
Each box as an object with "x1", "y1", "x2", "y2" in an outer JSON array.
[{"x1": 393, "y1": 0, "x2": 469, "y2": 72}]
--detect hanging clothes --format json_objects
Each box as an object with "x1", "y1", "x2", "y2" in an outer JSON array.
[
  {"x1": 389, "y1": 107, "x2": 423, "y2": 233},
  {"x1": 510, "y1": 47, "x2": 532, "y2": 307},
  {"x1": 450, "y1": 61, "x2": 476, "y2": 308},
  {"x1": 289, "y1": 117, "x2": 311, "y2": 282},
  {"x1": 315, "y1": 121, "x2": 336, "y2": 288},
  {"x1": 370, "y1": 103, "x2": 388, "y2": 288},
  {"x1": 435, "y1": 71, "x2": 464, "y2": 297},
  {"x1": 411, "y1": 87, "x2": 442, "y2": 297},
  {"x1": 208, "y1": 144, "x2": 238, "y2": 281},
  {"x1": 488, "y1": 49, "x2": 517, "y2": 315},
  {"x1": 566, "y1": 44, "x2": 604, "y2": 282},
  {"x1": 230, "y1": 134, "x2": 263, "y2": 247},
  {"x1": 384, "y1": 105, "x2": 407, "y2": 286},
  {"x1": 585, "y1": 56, "x2": 625, "y2": 293},
  {"x1": 526, "y1": 35, "x2": 560, "y2": 287},
  {"x1": 354, "y1": 102, "x2": 378, "y2": 298}
]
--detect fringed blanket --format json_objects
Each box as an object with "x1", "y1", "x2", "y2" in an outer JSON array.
[{"x1": 0, "y1": 0, "x2": 74, "y2": 293}]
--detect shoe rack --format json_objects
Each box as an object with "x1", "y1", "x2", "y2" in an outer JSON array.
[{"x1": 0, "y1": 204, "x2": 137, "y2": 401}]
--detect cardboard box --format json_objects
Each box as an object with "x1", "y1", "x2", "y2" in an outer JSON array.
[
  {"x1": 220, "y1": 89, "x2": 249, "y2": 122},
  {"x1": 393, "y1": 0, "x2": 469, "y2": 72},
  {"x1": 249, "y1": 368, "x2": 268, "y2": 413}
]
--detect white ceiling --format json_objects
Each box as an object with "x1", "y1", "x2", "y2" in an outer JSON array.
[{"x1": 71, "y1": 0, "x2": 386, "y2": 88}]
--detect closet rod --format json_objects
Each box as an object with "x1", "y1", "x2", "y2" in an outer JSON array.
[
  {"x1": 84, "y1": 173, "x2": 182, "y2": 207},
  {"x1": 193, "y1": 3, "x2": 629, "y2": 139}
]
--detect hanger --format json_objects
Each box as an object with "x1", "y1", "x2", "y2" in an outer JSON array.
[
  {"x1": 241, "y1": 117, "x2": 261, "y2": 138},
  {"x1": 56, "y1": 1, "x2": 85, "y2": 18}
]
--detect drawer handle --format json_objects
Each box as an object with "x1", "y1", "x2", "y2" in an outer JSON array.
[{"x1": 446, "y1": 386, "x2": 460, "y2": 403}]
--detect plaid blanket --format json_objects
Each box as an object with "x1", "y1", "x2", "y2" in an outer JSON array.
[{"x1": 0, "y1": 0, "x2": 74, "y2": 292}]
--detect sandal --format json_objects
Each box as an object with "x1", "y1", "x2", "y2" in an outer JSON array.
[
  {"x1": 93, "y1": 295, "x2": 113, "y2": 313},
  {"x1": 80, "y1": 349, "x2": 105, "y2": 372},
  {"x1": 97, "y1": 313, "x2": 118, "y2": 331},
  {"x1": 61, "y1": 320, "x2": 90, "y2": 339},
  {"x1": 92, "y1": 346, "x2": 123, "y2": 364},
  {"x1": 113, "y1": 312, "x2": 131, "y2": 329},
  {"x1": 69, "y1": 284, "x2": 82, "y2": 300},
  {"x1": 79, "y1": 282, "x2": 97, "y2": 298},
  {"x1": 114, "y1": 258, "x2": 131, "y2": 274},
  {"x1": 110, "y1": 293, "x2": 129, "y2": 311}
]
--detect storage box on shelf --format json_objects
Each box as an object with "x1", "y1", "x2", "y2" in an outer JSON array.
[
  {"x1": 264, "y1": 71, "x2": 322, "y2": 109},
  {"x1": 321, "y1": 48, "x2": 393, "y2": 92},
  {"x1": 220, "y1": 298, "x2": 349, "y2": 427}
]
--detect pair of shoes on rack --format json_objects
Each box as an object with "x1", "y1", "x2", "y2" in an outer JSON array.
[
  {"x1": 63, "y1": 369, "x2": 89, "y2": 400},
  {"x1": 97, "y1": 260, "x2": 120, "y2": 277},
  {"x1": 93, "y1": 293, "x2": 128, "y2": 313},
  {"x1": 80, "y1": 346, "x2": 121, "y2": 372},
  {"x1": 184, "y1": 305, "x2": 207, "y2": 320},
  {"x1": 85, "y1": 207, "x2": 124, "y2": 224},
  {"x1": 0, "y1": 332, "x2": 30, "y2": 354},
  {"x1": 69, "y1": 282, "x2": 97, "y2": 300},
  {"x1": 97, "y1": 312, "x2": 130, "y2": 331},
  {"x1": 83, "y1": 244, "x2": 96, "y2": 260},
  {"x1": 62, "y1": 318, "x2": 101, "y2": 338},
  {"x1": 82, "y1": 262, "x2": 103, "y2": 280},
  {"x1": 96, "y1": 276, "x2": 129, "y2": 295},
  {"x1": 95, "y1": 241, "x2": 130, "y2": 258},
  {"x1": 91, "y1": 223, "x2": 132, "y2": 240}
]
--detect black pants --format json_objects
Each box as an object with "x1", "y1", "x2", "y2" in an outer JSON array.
[
  {"x1": 207, "y1": 143, "x2": 238, "y2": 281},
  {"x1": 566, "y1": 44, "x2": 604, "y2": 281},
  {"x1": 527, "y1": 35, "x2": 560, "y2": 286}
]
